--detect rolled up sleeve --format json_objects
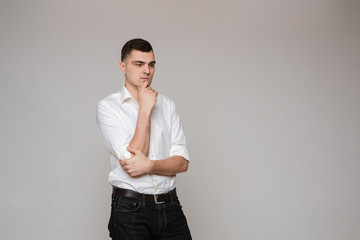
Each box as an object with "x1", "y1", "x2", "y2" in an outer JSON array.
[
  {"x1": 96, "y1": 101, "x2": 132, "y2": 160},
  {"x1": 169, "y1": 100, "x2": 190, "y2": 161}
]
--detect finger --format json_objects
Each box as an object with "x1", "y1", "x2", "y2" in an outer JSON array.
[
  {"x1": 137, "y1": 82, "x2": 147, "y2": 91},
  {"x1": 146, "y1": 88, "x2": 156, "y2": 94},
  {"x1": 121, "y1": 159, "x2": 130, "y2": 165}
]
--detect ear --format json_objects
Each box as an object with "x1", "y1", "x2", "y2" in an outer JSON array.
[{"x1": 119, "y1": 62, "x2": 126, "y2": 74}]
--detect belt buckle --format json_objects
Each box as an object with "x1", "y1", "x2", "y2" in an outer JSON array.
[{"x1": 154, "y1": 194, "x2": 164, "y2": 204}]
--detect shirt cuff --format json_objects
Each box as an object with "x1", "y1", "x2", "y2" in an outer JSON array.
[
  {"x1": 118, "y1": 143, "x2": 132, "y2": 160},
  {"x1": 169, "y1": 145, "x2": 190, "y2": 161}
]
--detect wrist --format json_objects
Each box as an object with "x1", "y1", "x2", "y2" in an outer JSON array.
[
  {"x1": 139, "y1": 106, "x2": 152, "y2": 117},
  {"x1": 147, "y1": 159, "x2": 155, "y2": 174}
]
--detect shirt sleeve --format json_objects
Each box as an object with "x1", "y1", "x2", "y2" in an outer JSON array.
[
  {"x1": 169, "y1": 100, "x2": 190, "y2": 161},
  {"x1": 96, "y1": 101, "x2": 132, "y2": 160}
]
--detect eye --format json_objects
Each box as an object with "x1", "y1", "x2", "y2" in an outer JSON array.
[
  {"x1": 136, "y1": 63, "x2": 142, "y2": 67},
  {"x1": 149, "y1": 63, "x2": 155, "y2": 68}
]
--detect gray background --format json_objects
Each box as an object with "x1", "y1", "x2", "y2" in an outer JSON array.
[{"x1": 1, "y1": 0, "x2": 360, "y2": 239}]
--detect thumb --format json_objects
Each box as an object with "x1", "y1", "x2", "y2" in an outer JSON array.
[{"x1": 138, "y1": 82, "x2": 147, "y2": 90}]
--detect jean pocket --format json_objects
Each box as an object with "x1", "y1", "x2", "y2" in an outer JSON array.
[{"x1": 114, "y1": 197, "x2": 142, "y2": 212}]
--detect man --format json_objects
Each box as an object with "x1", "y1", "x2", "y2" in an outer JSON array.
[{"x1": 96, "y1": 38, "x2": 192, "y2": 240}]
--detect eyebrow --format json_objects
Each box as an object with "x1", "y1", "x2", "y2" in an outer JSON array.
[{"x1": 132, "y1": 60, "x2": 156, "y2": 64}]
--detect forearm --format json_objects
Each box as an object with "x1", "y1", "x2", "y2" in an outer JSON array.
[
  {"x1": 121, "y1": 147, "x2": 189, "y2": 177},
  {"x1": 129, "y1": 107, "x2": 151, "y2": 156},
  {"x1": 149, "y1": 156, "x2": 189, "y2": 176}
]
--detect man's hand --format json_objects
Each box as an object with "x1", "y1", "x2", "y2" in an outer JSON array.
[
  {"x1": 120, "y1": 146, "x2": 153, "y2": 177},
  {"x1": 138, "y1": 82, "x2": 158, "y2": 112}
]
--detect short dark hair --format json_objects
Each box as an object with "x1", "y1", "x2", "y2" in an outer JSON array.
[{"x1": 121, "y1": 38, "x2": 153, "y2": 62}]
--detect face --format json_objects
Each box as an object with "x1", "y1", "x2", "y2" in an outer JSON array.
[{"x1": 119, "y1": 50, "x2": 156, "y2": 91}]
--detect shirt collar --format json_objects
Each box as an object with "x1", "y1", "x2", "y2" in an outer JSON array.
[{"x1": 119, "y1": 85, "x2": 134, "y2": 104}]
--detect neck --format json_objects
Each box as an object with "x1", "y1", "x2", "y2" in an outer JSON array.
[{"x1": 124, "y1": 82, "x2": 139, "y2": 102}]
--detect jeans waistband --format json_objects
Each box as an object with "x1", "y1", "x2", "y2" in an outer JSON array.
[{"x1": 112, "y1": 187, "x2": 177, "y2": 204}]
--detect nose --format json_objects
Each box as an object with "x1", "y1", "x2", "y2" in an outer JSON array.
[{"x1": 143, "y1": 65, "x2": 150, "y2": 74}]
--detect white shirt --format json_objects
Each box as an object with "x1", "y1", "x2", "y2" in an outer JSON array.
[{"x1": 96, "y1": 86, "x2": 190, "y2": 194}]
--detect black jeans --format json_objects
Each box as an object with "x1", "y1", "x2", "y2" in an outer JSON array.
[{"x1": 108, "y1": 191, "x2": 192, "y2": 240}]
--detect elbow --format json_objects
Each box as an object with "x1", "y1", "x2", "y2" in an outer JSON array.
[
  {"x1": 129, "y1": 144, "x2": 148, "y2": 157},
  {"x1": 181, "y1": 159, "x2": 189, "y2": 173}
]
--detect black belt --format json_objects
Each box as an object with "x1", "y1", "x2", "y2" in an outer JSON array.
[{"x1": 113, "y1": 187, "x2": 177, "y2": 204}]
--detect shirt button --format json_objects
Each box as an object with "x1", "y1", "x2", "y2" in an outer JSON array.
[{"x1": 150, "y1": 154, "x2": 155, "y2": 158}]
